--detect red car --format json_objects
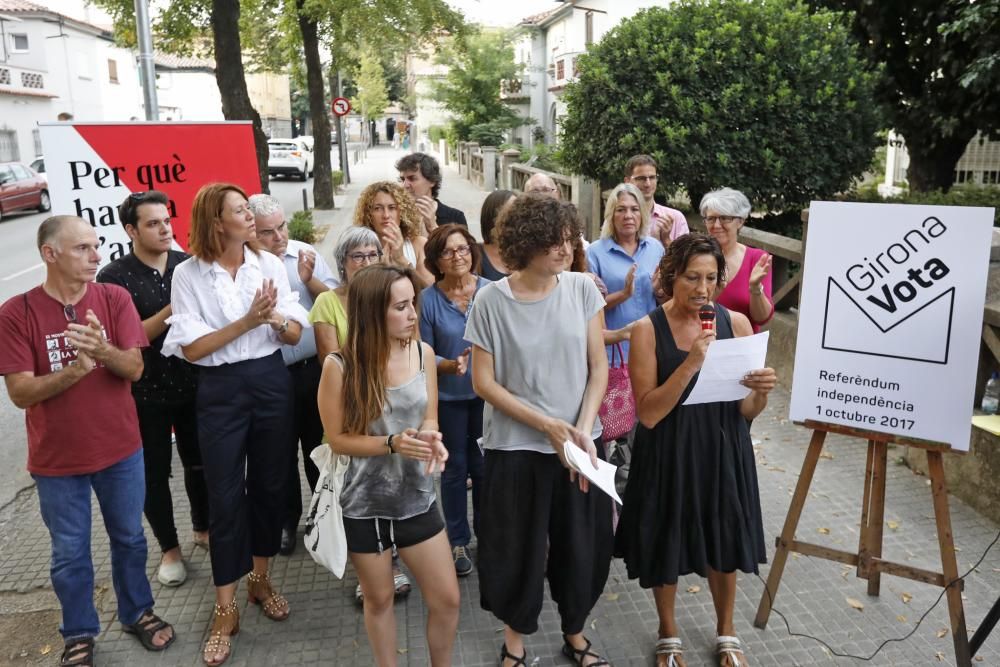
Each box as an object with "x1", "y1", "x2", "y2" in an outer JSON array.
[{"x1": 0, "y1": 161, "x2": 50, "y2": 221}]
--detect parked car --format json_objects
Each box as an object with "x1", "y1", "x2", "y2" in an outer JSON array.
[
  {"x1": 267, "y1": 138, "x2": 313, "y2": 181},
  {"x1": 0, "y1": 161, "x2": 50, "y2": 221}
]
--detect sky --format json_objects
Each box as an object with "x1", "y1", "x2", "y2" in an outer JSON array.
[{"x1": 447, "y1": 0, "x2": 563, "y2": 27}]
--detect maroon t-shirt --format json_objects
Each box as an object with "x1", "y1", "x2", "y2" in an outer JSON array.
[{"x1": 0, "y1": 283, "x2": 148, "y2": 476}]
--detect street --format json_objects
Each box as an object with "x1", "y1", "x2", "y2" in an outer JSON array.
[{"x1": 0, "y1": 174, "x2": 322, "y2": 509}]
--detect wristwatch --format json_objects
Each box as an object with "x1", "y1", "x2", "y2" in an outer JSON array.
[
  {"x1": 386, "y1": 434, "x2": 395, "y2": 454},
  {"x1": 277, "y1": 318, "x2": 289, "y2": 334}
]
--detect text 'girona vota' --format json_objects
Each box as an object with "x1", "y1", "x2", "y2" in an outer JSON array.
[{"x1": 844, "y1": 216, "x2": 950, "y2": 314}]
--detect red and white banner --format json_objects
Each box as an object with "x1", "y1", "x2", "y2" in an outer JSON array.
[{"x1": 39, "y1": 122, "x2": 260, "y2": 266}]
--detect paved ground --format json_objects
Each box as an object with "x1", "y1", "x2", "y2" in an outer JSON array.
[{"x1": 2, "y1": 148, "x2": 1000, "y2": 665}]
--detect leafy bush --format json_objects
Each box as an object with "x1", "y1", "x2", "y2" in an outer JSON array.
[
  {"x1": 468, "y1": 121, "x2": 509, "y2": 147},
  {"x1": 560, "y1": 0, "x2": 883, "y2": 210},
  {"x1": 332, "y1": 170, "x2": 344, "y2": 190},
  {"x1": 288, "y1": 210, "x2": 315, "y2": 243},
  {"x1": 842, "y1": 184, "x2": 1000, "y2": 226}
]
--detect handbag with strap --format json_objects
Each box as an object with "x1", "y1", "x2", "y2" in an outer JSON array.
[
  {"x1": 303, "y1": 445, "x2": 349, "y2": 578},
  {"x1": 598, "y1": 343, "x2": 636, "y2": 442}
]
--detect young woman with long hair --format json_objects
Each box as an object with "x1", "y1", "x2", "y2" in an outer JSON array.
[{"x1": 317, "y1": 264, "x2": 459, "y2": 666}]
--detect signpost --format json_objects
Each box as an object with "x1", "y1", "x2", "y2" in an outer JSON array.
[
  {"x1": 756, "y1": 201, "x2": 995, "y2": 667},
  {"x1": 332, "y1": 97, "x2": 351, "y2": 117},
  {"x1": 39, "y1": 121, "x2": 260, "y2": 268}
]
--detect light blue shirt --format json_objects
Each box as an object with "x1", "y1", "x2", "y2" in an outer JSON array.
[
  {"x1": 586, "y1": 235, "x2": 664, "y2": 363},
  {"x1": 420, "y1": 276, "x2": 490, "y2": 401},
  {"x1": 279, "y1": 239, "x2": 339, "y2": 365}
]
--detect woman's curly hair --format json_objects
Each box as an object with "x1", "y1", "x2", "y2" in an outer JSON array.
[
  {"x1": 657, "y1": 232, "x2": 726, "y2": 298},
  {"x1": 497, "y1": 194, "x2": 582, "y2": 271},
  {"x1": 352, "y1": 180, "x2": 422, "y2": 241}
]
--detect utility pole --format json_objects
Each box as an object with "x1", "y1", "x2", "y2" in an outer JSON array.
[
  {"x1": 330, "y1": 68, "x2": 350, "y2": 185},
  {"x1": 134, "y1": 0, "x2": 158, "y2": 120}
]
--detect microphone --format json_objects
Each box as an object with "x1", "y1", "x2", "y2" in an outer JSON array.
[{"x1": 699, "y1": 304, "x2": 716, "y2": 332}]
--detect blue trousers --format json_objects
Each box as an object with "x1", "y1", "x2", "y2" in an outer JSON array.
[
  {"x1": 33, "y1": 448, "x2": 154, "y2": 641},
  {"x1": 438, "y1": 397, "x2": 484, "y2": 547}
]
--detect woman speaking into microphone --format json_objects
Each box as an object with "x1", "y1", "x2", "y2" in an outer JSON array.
[{"x1": 615, "y1": 233, "x2": 776, "y2": 667}]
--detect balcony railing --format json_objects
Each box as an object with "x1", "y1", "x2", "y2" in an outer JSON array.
[{"x1": 0, "y1": 64, "x2": 53, "y2": 97}]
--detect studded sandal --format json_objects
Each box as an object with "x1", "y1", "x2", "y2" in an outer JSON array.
[
  {"x1": 246, "y1": 570, "x2": 290, "y2": 621},
  {"x1": 202, "y1": 600, "x2": 239, "y2": 667}
]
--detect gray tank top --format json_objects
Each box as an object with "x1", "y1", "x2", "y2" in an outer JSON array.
[{"x1": 335, "y1": 345, "x2": 436, "y2": 520}]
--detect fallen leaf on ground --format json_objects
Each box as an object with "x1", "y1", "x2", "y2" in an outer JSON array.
[
  {"x1": 819, "y1": 452, "x2": 834, "y2": 460},
  {"x1": 936, "y1": 652, "x2": 946, "y2": 661},
  {"x1": 846, "y1": 597, "x2": 865, "y2": 611},
  {"x1": 818, "y1": 527, "x2": 831, "y2": 535},
  {"x1": 397, "y1": 649, "x2": 408, "y2": 655},
  {"x1": 897, "y1": 615, "x2": 907, "y2": 623},
  {"x1": 768, "y1": 466, "x2": 785, "y2": 472},
  {"x1": 40, "y1": 646, "x2": 51, "y2": 655},
  {"x1": 687, "y1": 585, "x2": 701, "y2": 593},
  {"x1": 936, "y1": 628, "x2": 948, "y2": 638},
  {"x1": 887, "y1": 520, "x2": 900, "y2": 530},
  {"x1": 605, "y1": 592, "x2": 619, "y2": 601},
  {"x1": 902, "y1": 592, "x2": 913, "y2": 603}
]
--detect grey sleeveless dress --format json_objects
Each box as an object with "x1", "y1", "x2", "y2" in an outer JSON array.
[{"x1": 337, "y1": 345, "x2": 437, "y2": 521}]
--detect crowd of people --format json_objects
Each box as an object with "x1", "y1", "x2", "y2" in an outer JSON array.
[{"x1": 0, "y1": 151, "x2": 777, "y2": 667}]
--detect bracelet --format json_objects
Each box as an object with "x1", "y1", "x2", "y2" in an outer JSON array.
[
  {"x1": 750, "y1": 285, "x2": 763, "y2": 296},
  {"x1": 385, "y1": 433, "x2": 395, "y2": 454}
]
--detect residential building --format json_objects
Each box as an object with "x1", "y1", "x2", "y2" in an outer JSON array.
[
  {"x1": 505, "y1": 0, "x2": 673, "y2": 147},
  {"x1": 882, "y1": 132, "x2": 1000, "y2": 195},
  {"x1": 406, "y1": 45, "x2": 451, "y2": 149},
  {"x1": 0, "y1": 0, "x2": 143, "y2": 161}
]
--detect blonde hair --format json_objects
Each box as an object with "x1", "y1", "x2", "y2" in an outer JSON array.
[
  {"x1": 600, "y1": 183, "x2": 649, "y2": 242},
  {"x1": 352, "y1": 181, "x2": 422, "y2": 242}
]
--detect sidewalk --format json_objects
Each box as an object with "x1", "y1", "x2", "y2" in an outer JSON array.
[
  {"x1": 2, "y1": 385, "x2": 1000, "y2": 665},
  {"x1": 312, "y1": 144, "x2": 488, "y2": 263}
]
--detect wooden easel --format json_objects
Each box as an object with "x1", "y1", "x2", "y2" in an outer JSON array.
[{"x1": 754, "y1": 420, "x2": 971, "y2": 666}]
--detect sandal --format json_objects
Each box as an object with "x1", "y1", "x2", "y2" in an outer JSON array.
[
  {"x1": 499, "y1": 642, "x2": 527, "y2": 666},
  {"x1": 246, "y1": 570, "x2": 290, "y2": 621},
  {"x1": 561, "y1": 635, "x2": 610, "y2": 666},
  {"x1": 202, "y1": 600, "x2": 239, "y2": 667},
  {"x1": 655, "y1": 637, "x2": 685, "y2": 667},
  {"x1": 60, "y1": 637, "x2": 94, "y2": 667},
  {"x1": 716, "y1": 636, "x2": 747, "y2": 667},
  {"x1": 122, "y1": 608, "x2": 175, "y2": 651}
]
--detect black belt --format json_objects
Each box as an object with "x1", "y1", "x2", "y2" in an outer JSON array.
[{"x1": 287, "y1": 355, "x2": 318, "y2": 370}]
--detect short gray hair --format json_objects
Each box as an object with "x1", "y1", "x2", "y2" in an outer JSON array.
[
  {"x1": 699, "y1": 187, "x2": 751, "y2": 219},
  {"x1": 600, "y1": 183, "x2": 649, "y2": 240},
  {"x1": 334, "y1": 226, "x2": 383, "y2": 282},
  {"x1": 247, "y1": 193, "x2": 283, "y2": 218},
  {"x1": 37, "y1": 215, "x2": 83, "y2": 252}
]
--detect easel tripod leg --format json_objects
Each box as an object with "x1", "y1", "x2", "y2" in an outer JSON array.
[
  {"x1": 927, "y1": 451, "x2": 971, "y2": 666},
  {"x1": 754, "y1": 429, "x2": 827, "y2": 629},
  {"x1": 866, "y1": 441, "x2": 888, "y2": 597}
]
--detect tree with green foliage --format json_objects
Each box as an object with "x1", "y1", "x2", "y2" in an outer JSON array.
[
  {"x1": 812, "y1": 0, "x2": 1000, "y2": 193},
  {"x1": 433, "y1": 28, "x2": 525, "y2": 144},
  {"x1": 560, "y1": 0, "x2": 881, "y2": 210},
  {"x1": 351, "y1": 48, "x2": 390, "y2": 126},
  {"x1": 293, "y1": 0, "x2": 464, "y2": 207}
]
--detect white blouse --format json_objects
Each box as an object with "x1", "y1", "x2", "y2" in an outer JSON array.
[{"x1": 162, "y1": 246, "x2": 311, "y2": 367}]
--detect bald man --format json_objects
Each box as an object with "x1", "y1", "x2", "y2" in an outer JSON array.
[
  {"x1": 0, "y1": 216, "x2": 175, "y2": 663},
  {"x1": 524, "y1": 172, "x2": 561, "y2": 198}
]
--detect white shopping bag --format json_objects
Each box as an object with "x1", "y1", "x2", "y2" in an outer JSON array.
[{"x1": 303, "y1": 445, "x2": 349, "y2": 577}]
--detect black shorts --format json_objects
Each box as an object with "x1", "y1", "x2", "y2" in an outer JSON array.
[{"x1": 343, "y1": 503, "x2": 445, "y2": 554}]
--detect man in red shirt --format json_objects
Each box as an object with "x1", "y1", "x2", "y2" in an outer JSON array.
[{"x1": 0, "y1": 216, "x2": 176, "y2": 666}]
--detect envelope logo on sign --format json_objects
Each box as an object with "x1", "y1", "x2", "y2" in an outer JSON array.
[{"x1": 822, "y1": 277, "x2": 954, "y2": 364}]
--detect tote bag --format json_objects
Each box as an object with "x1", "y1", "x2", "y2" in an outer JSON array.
[
  {"x1": 303, "y1": 445, "x2": 349, "y2": 578},
  {"x1": 598, "y1": 343, "x2": 636, "y2": 441}
]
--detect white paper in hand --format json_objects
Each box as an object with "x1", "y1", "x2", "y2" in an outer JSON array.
[
  {"x1": 682, "y1": 331, "x2": 769, "y2": 406},
  {"x1": 563, "y1": 440, "x2": 623, "y2": 505}
]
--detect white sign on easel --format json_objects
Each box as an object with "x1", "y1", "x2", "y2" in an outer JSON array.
[{"x1": 789, "y1": 201, "x2": 994, "y2": 450}]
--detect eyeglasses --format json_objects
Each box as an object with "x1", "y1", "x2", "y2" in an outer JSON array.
[
  {"x1": 528, "y1": 186, "x2": 558, "y2": 194},
  {"x1": 630, "y1": 175, "x2": 657, "y2": 183},
  {"x1": 63, "y1": 304, "x2": 77, "y2": 323},
  {"x1": 347, "y1": 251, "x2": 383, "y2": 264},
  {"x1": 440, "y1": 244, "x2": 471, "y2": 260},
  {"x1": 703, "y1": 215, "x2": 741, "y2": 226}
]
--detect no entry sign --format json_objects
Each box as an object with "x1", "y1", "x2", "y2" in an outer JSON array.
[{"x1": 332, "y1": 97, "x2": 351, "y2": 116}]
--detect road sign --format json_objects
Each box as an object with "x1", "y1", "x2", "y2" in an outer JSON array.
[{"x1": 332, "y1": 97, "x2": 351, "y2": 116}]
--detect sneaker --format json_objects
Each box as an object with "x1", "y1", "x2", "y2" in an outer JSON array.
[
  {"x1": 452, "y1": 545, "x2": 473, "y2": 577},
  {"x1": 156, "y1": 558, "x2": 187, "y2": 587}
]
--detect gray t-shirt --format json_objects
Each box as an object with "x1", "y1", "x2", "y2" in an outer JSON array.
[{"x1": 464, "y1": 272, "x2": 605, "y2": 453}]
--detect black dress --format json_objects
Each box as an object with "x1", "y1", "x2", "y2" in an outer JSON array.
[{"x1": 614, "y1": 304, "x2": 766, "y2": 588}]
